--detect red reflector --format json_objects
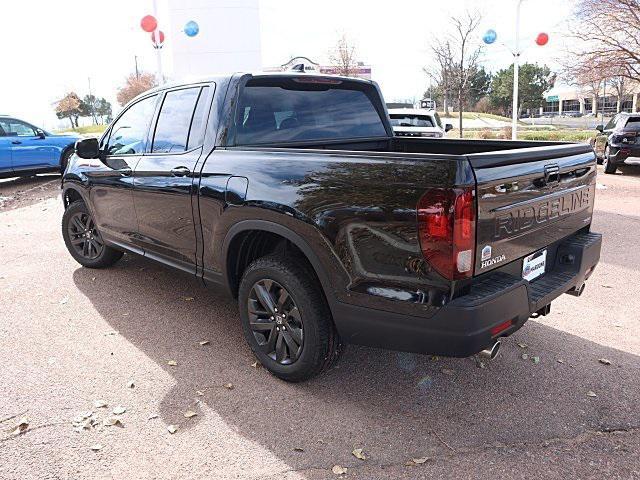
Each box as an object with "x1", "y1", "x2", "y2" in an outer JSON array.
[
  {"x1": 490, "y1": 320, "x2": 513, "y2": 336},
  {"x1": 417, "y1": 187, "x2": 476, "y2": 280}
]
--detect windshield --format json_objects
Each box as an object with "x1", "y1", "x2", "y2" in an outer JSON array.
[
  {"x1": 234, "y1": 78, "x2": 387, "y2": 145},
  {"x1": 389, "y1": 114, "x2": 435, "y2": 128}
]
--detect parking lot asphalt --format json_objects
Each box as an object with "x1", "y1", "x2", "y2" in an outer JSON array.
[{"x1": 1, "y1": 166, "x2": 639, "y2": 480}]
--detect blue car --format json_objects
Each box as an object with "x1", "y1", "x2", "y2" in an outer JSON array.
[{"x1": 0, "y1": 115, "x2": 80, "y2": 179}]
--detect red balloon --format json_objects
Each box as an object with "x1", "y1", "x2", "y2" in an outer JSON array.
[
  {"x1": 536, "y1": 32, "x2": 549, "y2": 46},
  {"x1": 140, "y1": 15, "x2": 157, "y2": 33},
  {"x1": 151, "y1": 30, "x2": 165, "y2": 46}
]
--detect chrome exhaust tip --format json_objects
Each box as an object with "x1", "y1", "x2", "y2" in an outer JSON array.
[{"x1": 478, "y1": 340, "x2": 501, "y2": 360}]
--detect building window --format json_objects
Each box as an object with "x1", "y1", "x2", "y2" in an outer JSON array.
[
  {"x1": 543, "y1": 100, "x2": 559, "y2": 114},
  {"x1": 562, "y1": 99, "x2": 580, "y2": 113},
  {"x1": 596, "y1": 95, "x2": 618, "y2": 115},
  {"x1": 621, "y1": 95, "x2": 633, "y2": 113},
  {"x1": 584, "y1": 98, "x2": 593, "y2": 113}
]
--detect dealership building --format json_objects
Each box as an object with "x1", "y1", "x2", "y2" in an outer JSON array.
[{"x1": 541, "y1": 83, "x2": 640, "y2": 115}]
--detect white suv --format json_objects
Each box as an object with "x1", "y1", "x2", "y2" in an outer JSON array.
[{"x1": 388, "y1": 108, "x2": 452, "y2": 138}]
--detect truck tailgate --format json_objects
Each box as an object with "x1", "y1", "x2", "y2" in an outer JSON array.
[{"x1": 468, "y1": 144, "x2": 596, "y2": 276}]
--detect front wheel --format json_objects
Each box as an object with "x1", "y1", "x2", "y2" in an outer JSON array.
[
  {"x1": 238, "y1": 254, "x2": 341, "y2": 382},
  {"x1": 62, "y1": 201, "x2": 123, "y2": 268},
  {"x1": 603, "y1": 145, "x2": 617, "y2": 174}
]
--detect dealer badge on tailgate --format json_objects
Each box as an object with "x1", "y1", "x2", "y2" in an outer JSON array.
[{"x1": 522, "y1": 250, "x2": 547, "y2": 282}]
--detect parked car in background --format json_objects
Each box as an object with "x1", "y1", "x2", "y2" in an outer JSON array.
[
  {"x1": 0, "y1": 115, "x2": 79, "y2": 179},
  {"x1": 388, "y1": 108, "x2": 452, "y2": 138},
  {"x1": 62, "y1": 73, "x2": 601, "y2": 382},
  {"x1": 594, "y1": 113, "x2": 640, "y2": 174}
]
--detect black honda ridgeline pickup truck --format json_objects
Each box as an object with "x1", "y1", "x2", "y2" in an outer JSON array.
[{"x1": 62, "y1": 73, "x2": 602, "y2": 381}]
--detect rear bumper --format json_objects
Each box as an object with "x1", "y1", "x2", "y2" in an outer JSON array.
[
  {"x1": 609, "y1": 145, "x2": 640, "y2": 163},
  {"x1": 333, "y1": 231, "x2": 602, "y2": 357}
]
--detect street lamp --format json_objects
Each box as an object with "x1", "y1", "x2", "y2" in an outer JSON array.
[{"x1": 483, "y1": 0, "x2": 548, "y2": 140}]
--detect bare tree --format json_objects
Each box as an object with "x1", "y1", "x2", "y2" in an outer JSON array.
[
  {"x1": 449, "y1": 13, "x2": 483, "y2": 136},
  {"x1": 116, "y1": 72, "x2": 158, "y2": 106},
  {"x1": 328, "y1": 34, "x2": 360, "y2": 77},
  {"x1": 425, "y1": 40, "x2": 454, "y2": 115},
  {"x1": 566, "y1": 0, "x2": 640, "y2": 82}
]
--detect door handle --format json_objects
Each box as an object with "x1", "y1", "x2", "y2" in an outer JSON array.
[
  {"x1": 171, "y1": 166, "x2": 191, "y2": 177},
  {"x1": 118, "y1": 167, "x2": 132, "y2": 176},
  {"x1": 11, "y1": 140, "x2": 21, "y2": 145}
]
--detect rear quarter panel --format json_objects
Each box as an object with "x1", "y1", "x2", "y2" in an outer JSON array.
[{"x1": 198, "y1": 148, "x2": 471, "y2": 317}]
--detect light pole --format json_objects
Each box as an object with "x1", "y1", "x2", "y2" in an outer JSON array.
[
  {"x1": 512, "y1": 0, "x2": 524, "y2": 140},
  {"x1": 152, "y1": 0, "x2": 163, "y2": 84}
]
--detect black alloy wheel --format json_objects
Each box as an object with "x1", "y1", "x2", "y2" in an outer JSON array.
[
  {"x1": 67, "y1": 211, "x2": 104, "y2": 260},
  {"x1": 248, "y1": 279, "x2": 304, "y2": 365}
]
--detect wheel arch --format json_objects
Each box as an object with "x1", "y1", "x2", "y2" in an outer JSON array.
[
  {"x1": 59, "y1": 143, "x2": 75, "y2": 172},
  {"x1": 222, "y1": 220, "x2": 335, "y2": 307},
  {"x1": 62, "y1": 184, "x2": 88, "y2": 209}
]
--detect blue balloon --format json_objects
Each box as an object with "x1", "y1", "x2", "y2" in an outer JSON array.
[
  {"x1": 483, "y1": 29, "x2": 497, "y2": 45},
  {"x1": 184, "y1": 20, "x2": 199, "y2": 37}
]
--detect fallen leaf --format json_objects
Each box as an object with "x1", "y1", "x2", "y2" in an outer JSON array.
[
  {"x1": 199, "y1": 340, "x2": 210, "y2": 346},
  {"x1": 167, "y1": 360, "x2": 178, "y2": 366},
  {"x1": 103, "y1": 416, "x2": 124, "y2": 427},
  {"x1": 411, "y1": 456, "x2": 430, "y2": 465},
  {"x1": 352, "y1": 447, "x2": 367, "y2": 460},
  {"x1": 532, "y1": 356, "x2": 540, "y2": 364},
  {"x1": 517, "y1": 343, "x2": 528, "y2": 349},
  {"x1": 557, "y1": 359, "x2": 565, "y2": 364},
  {"x1": 147, "y1": 414, "x2": 159, "y2": 420},
  {"x1": 587, "y1": 391, "x2": 597, "y2": 397},
  {"x1": 223, "y1": 383, "x2": 234, "y2": 390},
  {"x1": 112, "y1": 406, "x2": 126, "y2": 415},
  {"x1": 184, "y1": 410, "x2": 197, "y2": 418},
  {"x1": 250, "y1": 361, "x2": 261, "y2": 369},
  {"x1": 91, "y1": 277, "x2": 96, "y2": 281},
  {"x1": 332, "y1": 465, "x2": 347, "y2": 475},
  {"x1": 93, "y1": 400, "x2": 108, "y2": 409},
  {"x1": 12, "y1": 417, "x2": 29, "y2": 435},
  {"x1": 521, "y1": 353, "x2": 529, "y2": 360},
  {"x1": 184, "y1": 296, "x2": 195, "y2": 301},
  {"x1": 601, "y1": 285, "x2": 613, "y2": 289},
  {"x1": 127, "y1": 380, "x2": 135, "y2": 389},
  {"x1": 196, "y1": 390, "x2": 204, "y2": 396},
  {"x1": 59, "y1": 297, "x2": 69, "y2": 305},
  {"x1": 167, "y1": 424, "x2": 178, "y2": 434},
  {"x1": 440, "y1": 368, "x2": 455, "y2": 376},
  {"x1": 598, "y1": 358, "x2": 611, "y2": 365},
  {"x1": 293, "y1": 447, "x2": 304, "y2": 452},
  {"x1": 90, "y1": 444, "x2": 103, "y2": 451}
]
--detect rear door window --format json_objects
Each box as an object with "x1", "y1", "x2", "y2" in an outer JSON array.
[
  {"x1": 389, "y1": 114, "x2": 435, "y2": 127},
  {"x1": 234, "y1": 78, "x2": 387, "y2": 145},
  {"x1": 152, "y1": 87, "x2": 202, "y2": 153}
]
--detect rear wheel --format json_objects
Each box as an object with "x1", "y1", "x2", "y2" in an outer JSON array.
[
  {"x1": 62, "y1": 201, "x2": 123, "y2": 268},
  {"x1": 238, "y1": 254, "x2": 341, "y2": 382},
  {"x1": 603, "y1": 145, "x2": 617, "y2": 174}
]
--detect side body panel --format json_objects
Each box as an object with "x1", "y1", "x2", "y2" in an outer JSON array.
[{"x1": 198, "y1": 148, "x2": 472, "y2": 322}]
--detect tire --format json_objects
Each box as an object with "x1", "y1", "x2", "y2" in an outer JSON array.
[
  {"x1": 238, "y1": 254, "x2": 341, "y2": 382},
  {"x1": 603, "y1": 145, "x2": 617, "y2": 174},
  {"x1": 60, "y1": 147, "x2": 74, "y2": 174},
  {"x1": 62, "y1": 200, "x2": 123, "y2": 268}
]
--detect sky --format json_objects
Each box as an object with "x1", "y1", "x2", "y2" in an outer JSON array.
[{"x1": 0, "y1": 0, "x2": 574, "y2": 130}]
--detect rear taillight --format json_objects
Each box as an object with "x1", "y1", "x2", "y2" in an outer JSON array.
[{"x1": 417, "y1": 187, "x2": 476, "y2": 280}]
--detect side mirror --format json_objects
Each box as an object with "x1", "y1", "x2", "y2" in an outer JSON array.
[
  {"x1": 75, "y1": 137, "x2": 100, "y2": 159},
  {"x1": 445, "y1": 123, "x2": 453, "y2": 133},
  {"x1": 595, "y1": 124, "x2": 604, "y2": 133},
  {"x1": 36, "y1": 128, "x2": 46, "y2": 139}
]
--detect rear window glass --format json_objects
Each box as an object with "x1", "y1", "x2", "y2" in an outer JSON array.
[
  {"x1": 389, "y1": 114, "x2": 435, "y2": 128},
  {"x1": 234, "y1": 78, "x2": 387, "y2": 145},
  {"x1": 152, "y1": 87, "x2": 201, "y2": 153},
  {"x1": 624, "y1": 116, "x2": 640, "y2": 130}
]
